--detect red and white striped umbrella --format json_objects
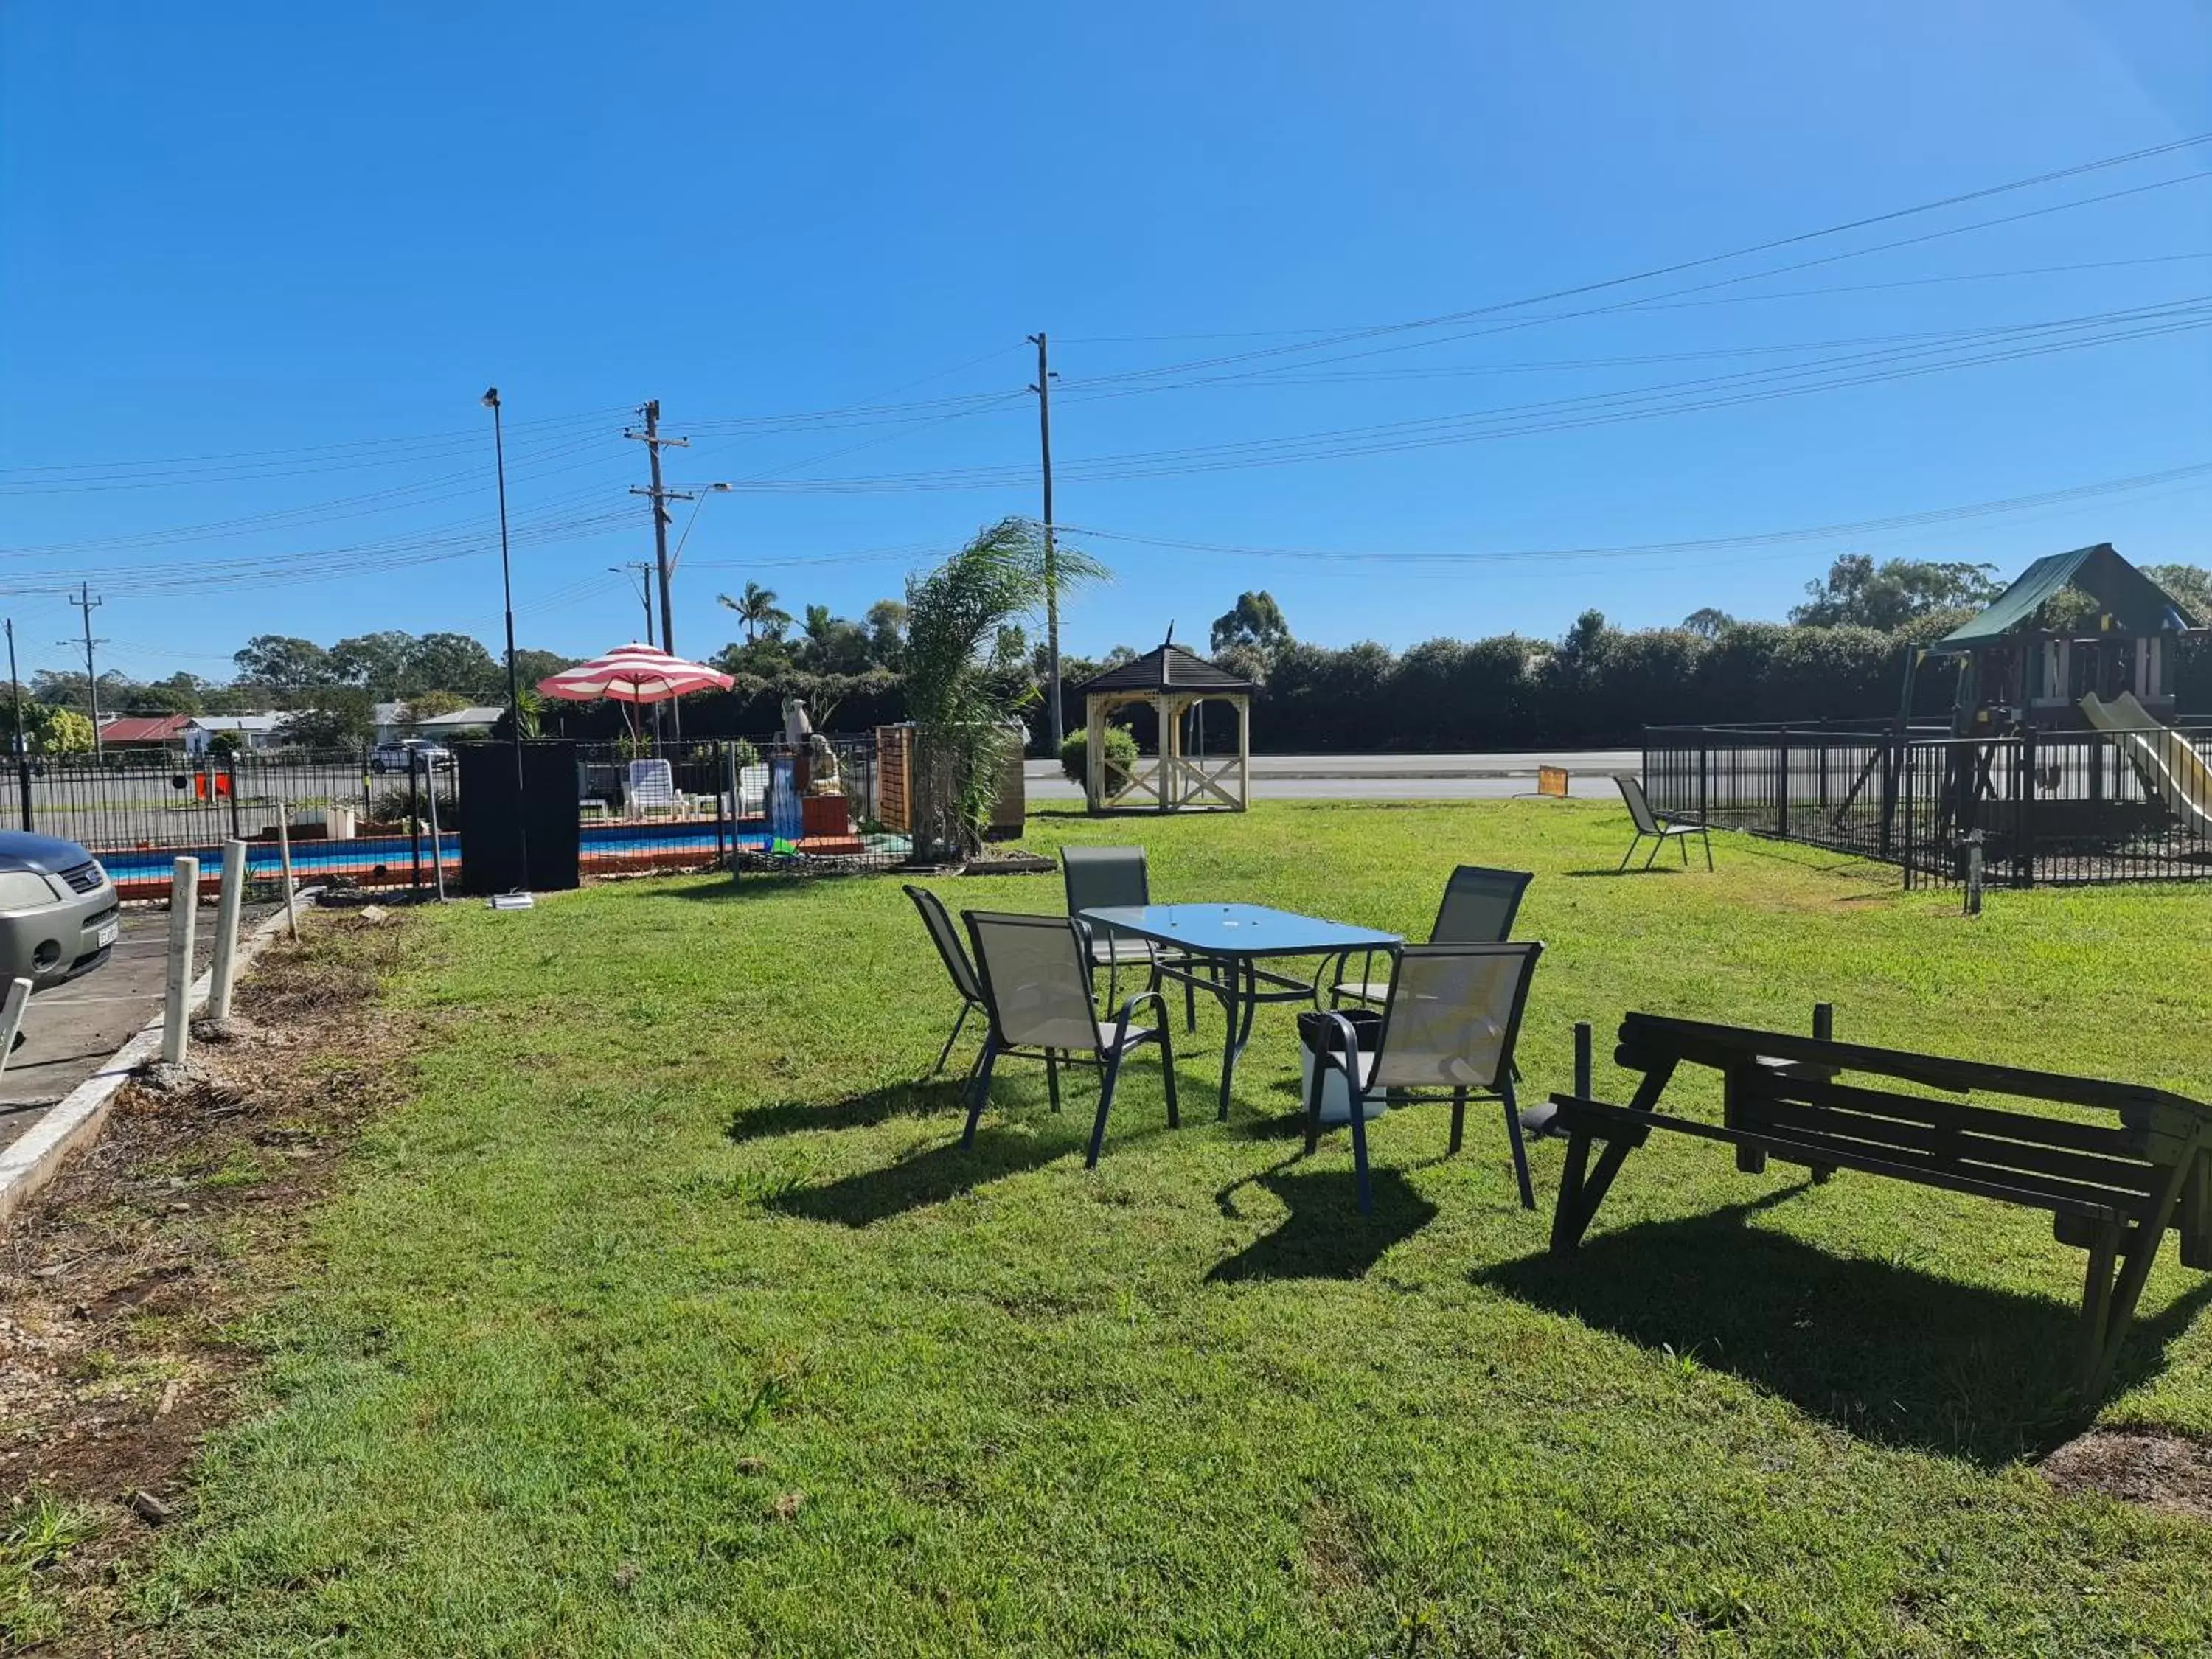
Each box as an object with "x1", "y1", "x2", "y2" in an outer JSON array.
[{"x1": 536, "y1": 643, "x2": 734, "y2": 704}]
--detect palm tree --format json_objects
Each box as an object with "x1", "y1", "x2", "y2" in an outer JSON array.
[
  {"x1": 718, "y1": 581, "x2": 793, "y2": 643},
  {"x1": 904, "y1": 517, "x2": 1103, "y2": 858}
]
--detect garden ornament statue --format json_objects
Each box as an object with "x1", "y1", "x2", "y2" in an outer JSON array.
[
  {"x1": 782, "y1": 696, "x2": 814, "y2": 747},
  {"x1": 807, "y1": 732, "x2": 844, "y2": 796}
]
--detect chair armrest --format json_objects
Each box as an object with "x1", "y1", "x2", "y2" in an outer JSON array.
[{"x1": 1111, "y1": 988, "x2": 1170, "y2": 1044}]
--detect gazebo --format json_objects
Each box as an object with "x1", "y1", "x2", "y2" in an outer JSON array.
[{"x1": 1075, "y1": 641, "x2": 1254, "y2": 813}]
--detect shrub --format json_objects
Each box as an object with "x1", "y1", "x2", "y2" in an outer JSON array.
[{"x1": 1060, "y1": 725, "x2": 1138, "y2": 792}]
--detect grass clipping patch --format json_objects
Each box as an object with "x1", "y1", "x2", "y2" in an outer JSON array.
[{"x1": 0, "y1": 910, "x2": 414, "y2": 1648}]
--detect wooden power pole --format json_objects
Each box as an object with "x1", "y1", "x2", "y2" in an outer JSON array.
[{"x1": 1028, "y1": 332, "x2": 1061, "y2": 752}]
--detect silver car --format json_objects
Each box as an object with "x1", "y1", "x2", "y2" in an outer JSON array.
[{"x1": 0, "y1": 832, "x2": 119, "y2": 990}]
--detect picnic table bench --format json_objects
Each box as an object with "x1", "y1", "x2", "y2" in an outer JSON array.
[{"x1": 1545, "y1": 1009, "x2": 2212, "y2": 1402}]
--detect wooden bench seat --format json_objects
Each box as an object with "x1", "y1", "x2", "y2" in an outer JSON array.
[{"x1": 1545, "y1": 1010, "x2": 2212, "y2": 1405}]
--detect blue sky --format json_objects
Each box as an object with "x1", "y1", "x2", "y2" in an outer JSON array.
[{"x1": 2, "y1": 1, "x2": 2209, "y2": 689}]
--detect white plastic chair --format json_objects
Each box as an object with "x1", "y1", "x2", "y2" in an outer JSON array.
[{"x1": 627, "y1": 759, "x2": 682, "y2": 818}]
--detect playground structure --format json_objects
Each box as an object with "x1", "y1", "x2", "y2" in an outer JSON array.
[
  {"x1": 1075, "y1": 640, "x2": 1254, "y2": 814},
  {"x1": 1644, "y1": 545, "x2": 2212, "y2": 888}
]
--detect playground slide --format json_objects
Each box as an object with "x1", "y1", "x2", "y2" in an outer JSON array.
[{"x1": 2079, "y1": 692, "x2": 2212, "y2": 833}]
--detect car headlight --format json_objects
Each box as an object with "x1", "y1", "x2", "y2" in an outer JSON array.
[{"x1": 0, "y1": 872, "x2": 58, "y2": 911}]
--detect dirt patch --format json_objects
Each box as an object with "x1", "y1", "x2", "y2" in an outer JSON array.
[
  {"x1": 0, "y1": 909, "x2": 422, "y2": 1647},
  {"x1": 2040, "y1": 1427, "x2": 2212, "y2": 1521}
]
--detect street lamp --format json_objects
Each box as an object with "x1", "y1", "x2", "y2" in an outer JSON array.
[
  {"x1": 669, "y1": 480, "x2": 734, "y2": 577},
  {"x1": 483, "y1": 386, "x2": 531, "y2": 903}
]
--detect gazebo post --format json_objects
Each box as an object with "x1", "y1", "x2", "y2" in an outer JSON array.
[
  {"x1": 1236, "y1": 694, "x2": 1251, "y2": 811},
  {"x1": 1158, "y1": 691, "x2": 1178, "y2": 812},
  {"x1": 1085, "y1": 693, "x2": 1107, "y2": 813}
]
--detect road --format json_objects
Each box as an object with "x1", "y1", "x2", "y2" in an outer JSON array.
[
  {"x1": 1023, "y1": 750, "x2": 1637, "y2": 802},
  {"x1": 0, "y1": 905, "x2": 273, "y2": 1153}
]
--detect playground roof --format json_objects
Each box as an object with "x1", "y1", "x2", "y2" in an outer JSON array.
[{"x1": 1930, "y1": 543, "x2": 2194, "y2": 653}]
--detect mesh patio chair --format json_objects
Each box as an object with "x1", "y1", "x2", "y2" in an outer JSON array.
[
  {"x1": 962, "y1": 910, "x2": 1180, "y2": 1168},
  {"x1": 1326, "y1": 865, "x2": 1534, "y2": 1008},
  {"x1": 1061, "y1": 846, "x2": 1199, "y2": 1030},
  {"x1": 1304, "y1": 941, "x2": 1544, "y2": 1213},
  {"x1": 1615, "y1": 773, "x2": 1712, "y2": 871},
  {"x1": 905, "y1": 884, "x2": 987, "y2": 1080}
]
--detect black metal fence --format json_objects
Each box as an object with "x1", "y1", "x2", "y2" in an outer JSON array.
[{"x1": 1646, "y1": 723, "x2": 2212, "y2": 888}]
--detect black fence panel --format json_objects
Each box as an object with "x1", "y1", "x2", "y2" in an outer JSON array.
[{"x1": 1646, "y1": 723, "x2": 2212, "y2": 888}]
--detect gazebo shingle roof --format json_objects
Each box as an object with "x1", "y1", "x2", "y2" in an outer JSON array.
[{"x1": 1074, "y1": 642, "x2": 1253, "y2": 695}]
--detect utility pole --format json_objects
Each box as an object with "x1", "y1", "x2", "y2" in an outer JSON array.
[
  {"x1": 5, "y1": 619, "x2": 22, "y2": 757},
  {"x1": 608, "y1": 563, "x2": 657, "y2": 647},
  {"x1": 66, "y1": 584, "x2": 105, "y2": 758},
  {"x1": 624, "y1": 401, "x2": 692, "y2": 657},
  {"x1": 1028, "y1": 332, "x2": 1062, "y2": 752}
]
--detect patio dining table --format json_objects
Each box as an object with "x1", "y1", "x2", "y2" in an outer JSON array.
[{"x1": 1076, "y1": 903, "x2": 1402, "y2": 1119}]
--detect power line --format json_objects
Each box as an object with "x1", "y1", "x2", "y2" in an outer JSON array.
[
  {"x1": 1050, "y1": 136, "x2": 2212, "y2": 392},
  {"x1": 1059, "y1": 459, "x2": 2212, "y2": 566}
]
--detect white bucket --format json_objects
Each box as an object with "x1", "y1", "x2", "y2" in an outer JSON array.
[{"x1": 1298, "y1": 1043, "x2": 1385, "y2": 1124}]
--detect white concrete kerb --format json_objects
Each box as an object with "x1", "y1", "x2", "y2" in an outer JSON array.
[{"x1": 0, "y1": 887, "x2": 327, "y2": 1228}]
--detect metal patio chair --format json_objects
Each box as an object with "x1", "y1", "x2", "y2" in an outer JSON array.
[
  {"x1": 1326, "y1": 864, "x2": 1534, "y2": 1008},
  {"x1": 961, "y1": 910, "x2": 1180, "y2": 1168},
  {"x1": 1304, "y1": 941, "x2": 1544, "y2": 1213},
  {"x1": 904, "y1": 883, "x2": 987, "y2": 1081},
  {"x1": 1061, "y1": 845, "x2": 1199, "y2": 1029},
  {"x1": 1615, "y1": 773, "x2": 1713, "y2": 871}
]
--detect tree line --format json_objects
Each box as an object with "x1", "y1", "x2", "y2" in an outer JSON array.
[{"x1": 8, "y1": 543, "x2": 2205, "y2": 755}]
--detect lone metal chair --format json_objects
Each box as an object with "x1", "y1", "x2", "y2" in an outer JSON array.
[
  {"x1": 904, "y1": 883, "x2": 987, "y2": 1080},
  {"x1": 1615, "y1": 773, "x2": 1712, "y2": 871},
  {"x1": 1061, "y1": 845, "x2": 1198, "y2": 1029},
  {"x1": 961, "y1": 910, "x2": 1180, "y2": 1167},
  {"x1": 1328, "y1": 864, "x2": 1534, "y2": 1007},
  {"x1": 1305, "y1": 941, "x2": 1544, "y2": 1213}
]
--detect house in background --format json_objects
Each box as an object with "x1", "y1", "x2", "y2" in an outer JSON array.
[
  {"x1": 182, "y1": 714, "x2": 287, "y2": 755},
  {"x1": 369, "y1": 702, "x2": 506, "y2": 746},
  {"x1": 97, "y1": 713, "x2": 193, "y2": 751}
]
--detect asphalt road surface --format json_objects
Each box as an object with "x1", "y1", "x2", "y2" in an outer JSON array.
[{"x1": 1024, "y1": 750, "x2": 1638, "y2": 801}]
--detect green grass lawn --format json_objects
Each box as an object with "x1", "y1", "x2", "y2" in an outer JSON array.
[{"x1": 139, "y1": 801, "x2": 2212, "y2": 1655}]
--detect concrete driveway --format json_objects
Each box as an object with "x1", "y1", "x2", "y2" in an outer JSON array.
[{"x1": 0, "y1": 905, "x2": 271, "y2": 1152}]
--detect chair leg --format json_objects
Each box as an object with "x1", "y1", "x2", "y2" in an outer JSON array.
[
  {"x1": 1618, "y1": 833, "x2": 1639, "y2": 874},
  {"x1": 1184, "y1": 973, "x2": 1197, "y2": 1033},
  {"x1": 1644, "y1": 835, "x2": 1664, "y2": 870},
  {"x1": 1703, "y1": 828, "x2": 1714, "y2": 871},
  {"x1": 1448, "y1": 1087, "x2": 1467, "y2": 1156},
  {"x1": 929, "y1": 1002, "x2": 971, "y2": 1079},
  {"x1": 1088, "y1": 1054, "x2": 1123, "y2": 1169},
  {"x1": 1157, "y1": 1029, "x2": 1180, "y2": 1129},
  {"x1": 1046, "y1": 1050, "x2": 1061, "y2": 1113},
  {"x1": 1502, "y1": 1079, "x2": 1535, "y2": 1211},
  {"x1": 1304, "y1": 1051, "x2": 1327, "y2": 1155},
  {"x1": 1347, "y1": 1082, "x2": 1374, "y2": 1215},
  {"x1": 962, "y1": 1040, "x2": 998, "y2": 1150},
  {"x1": 1679, "y1": 831, "x2": 1690, "y2": 866}
]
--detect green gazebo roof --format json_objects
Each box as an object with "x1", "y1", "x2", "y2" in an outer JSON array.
[{"x1": 1929, "y1": 543, "x2": 2193, "y2": 653}]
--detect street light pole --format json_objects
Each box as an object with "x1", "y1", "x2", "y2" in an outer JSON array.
[{"x1": 483, "y1": 387, "x2": 531, "y2": 897}]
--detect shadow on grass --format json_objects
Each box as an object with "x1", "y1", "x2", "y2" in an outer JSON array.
[
  {"x1": 1560, "y1": 866, "x2": 1688, "y2": 879},
  {"x1": 1477, "y1": 1195, "x2": 2212, "y2": 1464},
  {"x1": 768, "y1": 1127, "x2": 1062, "y2": 1228},
  {"x1": 728, "y1": 1079, "x2": 972, "y2": 1144},
  {"x1": 650, "y1": 873, "x2": 817, "y2": 903},
  {"x1": 1208, "y1": 1166, "x2": 1439, "y2": 1281}
]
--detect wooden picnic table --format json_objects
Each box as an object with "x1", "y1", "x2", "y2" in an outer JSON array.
[{"x1": 1545, "y1": 1009, "x2": 2212, "y2": 1404}]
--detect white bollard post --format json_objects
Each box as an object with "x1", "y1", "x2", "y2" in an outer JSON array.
[
  {"x1": 206, "y1": 838, "x2": 248, "y2": 1020},
  {"x1": 162, "y1": 856, "x2": 199, "y2": 1067},
  {"x1": 276, "y1": 804, "x2": 299, "y2": 941},
  {"x1": 0, "y1": 976, "x2": 32, "y2": 1081}
]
